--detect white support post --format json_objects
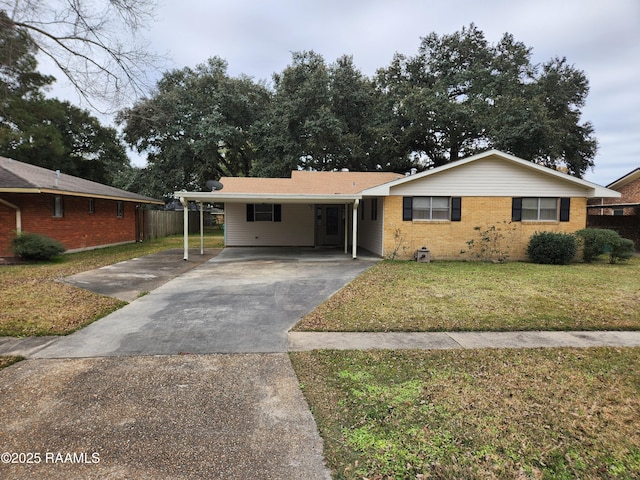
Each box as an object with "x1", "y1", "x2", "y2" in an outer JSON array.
[
  {"x1": 344, "y1": 203, "x2": 349, "y2": 254},
  {"x1": 199, "y1": 201, "x2": 204, "y2": 255},
  {"x1": 180, "y1": 197, "x2": 189, "y2": 260},
  {"x1": 352, "y1": 199, "x2": 359, "y2": 259}
]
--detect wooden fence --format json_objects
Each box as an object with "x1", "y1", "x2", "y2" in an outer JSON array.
[
  {"x1": 587, "y1": 214, "x2": 640, "y2": 249},
  {"x1": 141, "y1": 210, "x2": 201, "y2": 241}
]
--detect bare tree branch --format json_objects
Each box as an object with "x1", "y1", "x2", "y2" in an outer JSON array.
[{"x1": 1, "y1": 0, "x2": 166, "y2": 113}]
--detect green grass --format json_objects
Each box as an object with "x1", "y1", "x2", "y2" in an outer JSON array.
[
  {"x1": 291, "y1": 348, "x2": 640, "y2": 479},
  {"x1": 0, "y1": 229, "x2": 224, "y2": 336},
  {"x1": 295, "y1": 259, "x2": 640, "y2": 332}
]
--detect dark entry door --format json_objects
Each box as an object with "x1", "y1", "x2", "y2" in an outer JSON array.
[{"x1": 316, "y1": 205, "x2": 342, "y2": 246}]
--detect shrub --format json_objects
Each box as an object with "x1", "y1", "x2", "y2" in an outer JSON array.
[
  {"x1": 575, "y1": 228, "x2": 634, "y2": 263},
  {"x1": 609, "y1": 237, "x2": 635, "y2": 264},
  {"x1": 527, "y1": 231, "x2": 577, "y2": 265},
  {"x1": 11, "y1": 232, "x2": 66, "y2": 261}
]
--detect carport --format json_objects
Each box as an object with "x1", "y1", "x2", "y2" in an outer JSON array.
[{"x1": 174, "y1": 191, "x2": 362, "y2": 260}]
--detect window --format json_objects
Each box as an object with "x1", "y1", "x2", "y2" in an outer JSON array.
[
  {"x1": 512, "y1": 198, "x2": 570, "y2": 222},
  {"x1": 403, "y1": 197, "x2": 461, "y2": 222},
  {"x1": 522, "y1": 197, "x2": 557, "y2": 221},
  {"x1": 116, "y1": 201, "x2": 124, "y2": 218},
  {"x1": 246, "y1": 204, "x2": 282, "y2": 222},
  {"x1": 371, "y1": 198, "x2": 378, "y2": 221},
  {"x1": 613, "y1": 209, "x2": 624, "y2": 216},
  {"x1": 52, "y1": 195, "x2": 64, "y2": 217},
  {"x1": 254, "y1": 203, "x2": 273, "y2": 221},
  {"x1": 413, "y1": 197, "x2": 450, "y2": 220},
  {"x1": 88, "y1": 198, "x2": 95, "y2": 214}
]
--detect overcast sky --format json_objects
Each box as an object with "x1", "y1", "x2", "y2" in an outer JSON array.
[{"x1": 47, "y1": 0, "x2": 640, "y2": 186}]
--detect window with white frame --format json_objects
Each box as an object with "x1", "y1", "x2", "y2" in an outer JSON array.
[
  {"x1": 412, "y1": 197, "x2": 450, "y2": 220},
  {"x1": 522, "y1": 198, "x2": 558, "y2": 221}
]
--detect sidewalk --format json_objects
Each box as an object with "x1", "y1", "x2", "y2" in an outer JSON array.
[
  {"x1": 2, "y1": 330, "x2": 640, "y2": 358},
  {"x1": 288, "y1": 330, "x2": 640, "y2": 351}
]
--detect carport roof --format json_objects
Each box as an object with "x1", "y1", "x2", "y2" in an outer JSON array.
[{"x1": 175, "y1": 170, "x2": 404, "y2": 203}]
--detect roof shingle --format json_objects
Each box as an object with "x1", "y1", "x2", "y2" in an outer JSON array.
[
  {"x1": 218, "y1": 170, "x2": 404, "y2": 195},
  {"x1": 0, "y1": 156, "x2": 162, "y2": 204}
]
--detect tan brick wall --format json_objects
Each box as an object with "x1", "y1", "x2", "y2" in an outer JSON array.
[{"x1": 383, "y1": 196, "x2": 587, "y2": 261}]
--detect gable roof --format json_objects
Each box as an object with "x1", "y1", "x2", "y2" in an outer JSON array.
[
  {"x1": 219, "y1": 171, "x2": 404, "y2": 195},
  {"x1": 0, "y1": 156, "x2": 163, "y2": 204},
  {"x1": 362, "y1": 150, "x2": 620, "y2": 198},
  {"x1": 177, "y1": 170, "x2": 403, "y2": 203},
  {"x1": 607, "y1": 167, "x2": 640, "y2": 190}
]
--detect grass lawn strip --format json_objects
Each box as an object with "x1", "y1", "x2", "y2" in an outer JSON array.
[
  {"x1": 291, "y1": 348, "x2": 640, "y2": 479},
  {"x1": 295, "y1": 259, "x2": 640, "y2": 332}
]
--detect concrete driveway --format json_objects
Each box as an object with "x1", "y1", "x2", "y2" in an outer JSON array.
[
  {"x1": 34, "y1": 247, "x2": 379, "y2": 358},
  {"x1": 1, "y1": 248, "x2": 378, "y2": 479}
]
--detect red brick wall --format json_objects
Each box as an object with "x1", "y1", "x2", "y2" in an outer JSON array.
[
  {"x1": 589, "y1": 177, "x2": 640, "y2": 215},
  {"x1": 0, "y1": 193, "x2": 138, "y2": 257}
]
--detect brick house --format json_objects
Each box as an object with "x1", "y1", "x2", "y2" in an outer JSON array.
[
  {"x1": 588, "y1": 167, "x2": 640, "y2": 216},
  {"x1": 0, "y1": 156, "x2": 163, "y2": 257},
  {"x1": 175, "y1": 150, "x2": 620, "y2": 260}
]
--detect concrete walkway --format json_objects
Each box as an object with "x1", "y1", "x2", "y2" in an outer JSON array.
[
  {"x1": 3, "y1": 330, "x2": 640, "y2": 358},
  {"x1": 288, "y1": 330, "x2": 640, "y2": 351}
]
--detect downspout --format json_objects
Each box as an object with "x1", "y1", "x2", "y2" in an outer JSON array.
[
  {"x1": 180, "y1": 196, "x2": 189, "y2": 260},
  {"x1": 352, "y1": 199, "x2": 359, "y2": 259},
  {"x1": 0, "y1": 197, "x2": 22, "y2": 234}
]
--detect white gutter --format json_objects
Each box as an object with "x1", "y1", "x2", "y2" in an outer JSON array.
[
  {"x1": 0, "y1": 197, "x2": 21, "y2": 234},
  {"x1": 173, "y1": 192, "x2": 361, "y2": 204}
]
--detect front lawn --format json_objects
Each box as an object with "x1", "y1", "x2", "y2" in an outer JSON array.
[
  {"x1": 0, "y1": 230, "x2": 224, "y2": 336},
  {"x1": 295, "y1": 259, "x2": 640, "y2": 332},
  {"x1": 291, "y1": 348, "x2": 640, "y2": 479}
]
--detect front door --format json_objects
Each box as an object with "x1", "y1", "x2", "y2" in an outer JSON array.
[{"x1": 315, "y1": 205, "x2": 343, "y2": 246}]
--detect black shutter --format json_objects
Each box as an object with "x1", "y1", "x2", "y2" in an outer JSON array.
[
  {"x1": 559, "y1": 198, "x2": 570, "y2": 222},
  {"x1": 246, "y1": 204, "x2": 254, "y2": 222},
  {"x1": 451, "y1": 197, "x2": 461, "y2": 221},
  {"x1": 512, "y1": 198, "x2": 522, "y2": 222},
  {"x1": 274, "y1": 204, "x2": 282, "y2": 222},
  {"x1": 402, "y1": 197, "x2": 413, "y2": 221}
]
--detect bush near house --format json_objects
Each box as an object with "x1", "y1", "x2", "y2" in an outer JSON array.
[
  {"x1": 576, "y1": 228, "x2": 635, "y2": 264},
  {"x1": 11, "y1": 232, "x2": 66, "y2": 261},
  {"x1": 527, "y1": 231, "x2": 577, "y2": 265}
]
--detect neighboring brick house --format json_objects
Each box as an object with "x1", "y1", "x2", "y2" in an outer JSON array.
[
  {"x1": 0, "y1": 156, "x2": 163, "y2": 257},
  {"x1": 175, "y1": 150, "x2": 620, "y2": 261},
  {"x1": 588, "y1": 167, "x2": 640, "y2": 216}
]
